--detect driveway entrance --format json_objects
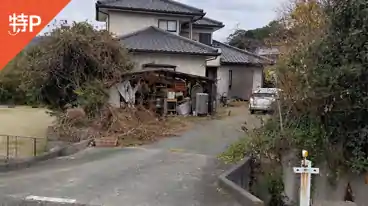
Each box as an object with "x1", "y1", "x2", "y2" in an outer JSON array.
[{"x1": 0, "y1": 107, "x2": 260, "y2": 206}]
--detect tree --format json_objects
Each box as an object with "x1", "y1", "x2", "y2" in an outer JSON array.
[
  {"x1": 0, "y1": 52, "x2": 28, "y2": 104},
  {"x1": 0, "y1": 22, "x2": 134, "y2": 113},
  {"x1": 273, "y1": 0, "x2": 328, "y2": 108},
  {"x1": 221, "y1": 1, "x2": 368, "y2": 204},
  {"x1": 227, "y1": 20, "x2": 280, "y2": 51},
  {"x1": 311, "y1": 0, "x2": 368, "y2": 172},
  {"x1": 273, "y1": 0, "x2": 368, "y2": 173}
]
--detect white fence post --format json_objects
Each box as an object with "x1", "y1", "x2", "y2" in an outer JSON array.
[{"x1": 293, "y1": 150, "x2": 320, "y2": 206}]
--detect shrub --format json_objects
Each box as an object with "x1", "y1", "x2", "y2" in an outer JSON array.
[{"x1": 1, "y1": 22, "x2": 134, "y2": 110}]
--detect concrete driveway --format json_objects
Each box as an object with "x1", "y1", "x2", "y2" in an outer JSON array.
[{"x1": 0, "y1": 107, "x2": 261, "y2": 206}]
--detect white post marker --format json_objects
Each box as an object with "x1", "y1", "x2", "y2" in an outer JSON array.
[{"x1": 293, "y1": 150, "x2": 319, "y2": 206}]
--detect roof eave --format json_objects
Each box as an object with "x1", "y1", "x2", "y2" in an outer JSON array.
[
  {"x1": 123, "y1": 68, "x2": 215, "y2": 82},
  {"x1": 96, "y1": 4, "x2": 205, "y2": 17},
  {"x1": 193, "y1": 24, "x2": 225, "y2": 29},
  {"x1": 220, "y1": 61, "x2": 264, "y2": 67},
  {"x1": 182, "y1": 23, "x2": 224, "y2": 30},
  {"x1": 95, "y1": 2, "x2": 100, "y2": 21},
  {"x1": 129, "y1": 49, "x2": 220, "y2": 56}
]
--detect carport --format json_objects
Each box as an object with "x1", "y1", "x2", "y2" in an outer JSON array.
[{"x1": 109, "y1": 68, "x2": 217, "y2": 115}]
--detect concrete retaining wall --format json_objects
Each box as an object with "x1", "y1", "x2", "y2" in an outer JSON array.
[
  {"x1": 281, "y1": 151, "x2": 368, "y2": 206},
  {"x1": 219, "y1": 153, "x2": 365, "y2": 206},
  {"x1": 311, "y1": 165, "x2": 368, "y2": 206},
  {"x1": 218, "y1": 158, "x2": 264, "y2": 206}
]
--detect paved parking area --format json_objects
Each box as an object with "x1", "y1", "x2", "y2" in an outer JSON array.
[{"x1": 0, "y1": 106, "x2": 261, "y2": 206}]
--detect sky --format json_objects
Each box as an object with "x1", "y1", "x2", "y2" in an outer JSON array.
[{"x1": 48, "y1": 0, "x2": 288, "y2": 41}]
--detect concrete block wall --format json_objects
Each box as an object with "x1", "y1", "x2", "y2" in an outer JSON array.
[{"x1": 281, "y1": 151, "x2": 368, "y2": 206}]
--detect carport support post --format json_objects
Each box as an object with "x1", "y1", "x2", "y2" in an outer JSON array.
[{"x1": 293, "y1": 150, "x2": 319, "y2": 206}]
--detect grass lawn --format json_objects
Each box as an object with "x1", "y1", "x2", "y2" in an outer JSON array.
[{"x1": 0, "y1": 106, "x2": 56, "y2": 159}]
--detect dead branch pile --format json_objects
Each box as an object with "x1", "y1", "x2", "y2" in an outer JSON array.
[
  {"x1": 2, "y1": 22, "x2": 191, "y2": 145},
  {"x1": 53, "y1": 105, "x2": 190, "y2": 145},
  {"x1": 104, "y1": 106, "x2": 189, "y2": 145}
]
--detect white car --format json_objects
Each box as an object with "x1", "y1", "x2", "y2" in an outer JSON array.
[{"x1": 249, "y1": 88, "x2": 280, "y2": 114}]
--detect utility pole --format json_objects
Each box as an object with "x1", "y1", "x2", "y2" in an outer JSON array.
[{"x1": 293, "y1": 150, "x2": 320, "y2": 206}]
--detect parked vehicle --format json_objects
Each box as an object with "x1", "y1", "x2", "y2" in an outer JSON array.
[{"x1": 249, "y1": 88, "x2": 280, "y2": 114}]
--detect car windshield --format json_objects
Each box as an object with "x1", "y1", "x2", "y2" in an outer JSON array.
[{"x1": 253, "y1": 93, "x2": 275, "y2": 98}]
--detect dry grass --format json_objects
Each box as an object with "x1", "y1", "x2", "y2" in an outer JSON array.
[
  {"x1": 0, "y1": 106, "x2": 56, "y2": 159},
  {"x1": 228, "y1": 100, "x2": 248, "y2": 107},
  {"x1": 54, "y1": 105, "x2": 233, "y2": 148},
  {"x1": 54, "y1": 104, "x2": 248, "y2": 149},
  {"x1": 0, "y1": 106, "x2": 56, "y2": 137},
  {"x1": 54, "y1": 106, "x2": 195, "y2": 146}
]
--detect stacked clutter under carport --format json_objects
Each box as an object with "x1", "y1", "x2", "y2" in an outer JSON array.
[{"x1": 109, "y1": 69, "x2": 216, "y2": 117}]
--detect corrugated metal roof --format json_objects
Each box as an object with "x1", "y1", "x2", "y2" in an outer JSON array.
[
  {"x1": 119, "y1": 26, "x2": 220, "y2": 56},
  {"x1": 97, "y1": 0, "x2": 204, "y2": 15}
]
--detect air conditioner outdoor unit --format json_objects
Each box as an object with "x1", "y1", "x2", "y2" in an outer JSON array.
[{"x1": 196, "y1": 93, "x2": 209, "y2": 115}]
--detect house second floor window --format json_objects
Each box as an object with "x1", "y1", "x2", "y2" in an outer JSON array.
[
  {"x1": 199, "y1": 33, "x2": 212, "y2": 46},
  {"x1": 158, "y1": 20, "x2": 177, "y2": 32}
]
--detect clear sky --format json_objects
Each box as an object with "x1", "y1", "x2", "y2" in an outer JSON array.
[{"x1": 47, "y1": 0, "x2": 288, "y2": 41}]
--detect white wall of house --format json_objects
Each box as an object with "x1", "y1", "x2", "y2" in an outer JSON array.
[
  {"x1": 131, "y1": 53, "x2": 208, "y2": 77},
  {"x1": 216, "y1": 65, "x2": 263, "y2": 100},
  {"x1": 216, "y1": 66, "x2": 230, "y2": 98},
  {"x1": 252, "y1": 68, "x2": 263, "y2": 90},
  {"x1": 108, "y1": 11, "x2": 191, "y2": 36}
]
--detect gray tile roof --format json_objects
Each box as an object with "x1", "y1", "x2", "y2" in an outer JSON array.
[
  {"x1": 194, "y1": 17, "x2": 224, "y2": 27},
  {"x1": 97, "y1": 0, "x2": 204, "y2": 15},
  {"x1": 119, "y1": 26, "x2": 220, "y2": 56},
  {"x1": 212, "y1": 40, "x2": 271, "y2": 65}
]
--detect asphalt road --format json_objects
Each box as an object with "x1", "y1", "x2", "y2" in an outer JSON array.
[{"x1": 0, "y1": 107, "x2": 259, "y2": 206}]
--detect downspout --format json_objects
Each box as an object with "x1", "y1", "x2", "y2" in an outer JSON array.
[
  {"x1": 189, "y1": 22, "x2": 193, "y2": 39},
  {"x1": 189, "y1": 14, "x2": 204, "y2": 40},
  {"x1": 206, "y1": 48, "x2": 221, "y2": 61},
  {"x1": 96, "y1": 2, "x2": 109, "y2": 32},
  {"x1": 99, "y1": 10, "x2": 110, "y2": 32},
  {"x1": 207, "y1": 56, "x2": 216, "y2": 61}
]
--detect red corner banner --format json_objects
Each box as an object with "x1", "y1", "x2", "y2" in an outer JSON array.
[{"x1": 0, "y1": 0, "x2": 71, "y2": 70}]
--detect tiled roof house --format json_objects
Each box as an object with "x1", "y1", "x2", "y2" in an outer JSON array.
[{"x1": 96, "y1": 0, "x2": 270, "y2": 100}]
